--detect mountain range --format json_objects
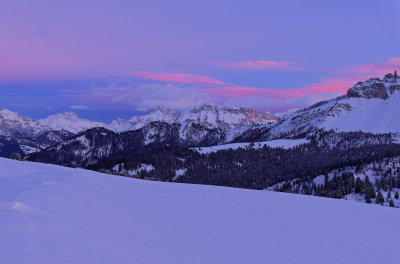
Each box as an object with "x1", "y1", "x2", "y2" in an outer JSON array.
[
  {"x1": 0, "y1": 103, "x2": 278, "y2": 136},
  {"x1": 3, "y1": 72, "x2": 400, "y2": 209},
  {"x1": 2, "y1": 72, "x2": 400, "y2": 160}
]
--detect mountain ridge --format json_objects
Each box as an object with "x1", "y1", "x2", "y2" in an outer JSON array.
[
  {"x1": 244, "y1": 72, "x2": 400, "y2": 140},
  {"x1": 3, "y1": 72, "x2": 400, "y2": 158},
  {"x1": 0, "y1": 103, "x2": 279, "y2": 137}
]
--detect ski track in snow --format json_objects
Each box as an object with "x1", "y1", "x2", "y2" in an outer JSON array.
[{"x1": 0, "y1": 158, "x2": 400, "y2": 264}]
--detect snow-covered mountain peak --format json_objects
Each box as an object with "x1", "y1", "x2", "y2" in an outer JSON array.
[
  {"x1": 0, "y1": 109, "x2": 42, "y2": 137},
  {"x1": 0, "y1": 108, "x2": 16, "y2": 115},
  {"x1": 178, "y1": 103, "x2": 279, "y2": 129},
  {"x1": 145, "y1": 105, "x2": 178, "y2": 121},
  {"x1": 0, "y1": 109, "x2": 30, "y2": 120},
  {"x1": 58, "y1": 112, "x2": 80, "y2": 119},
  {"x1": 39, "y1": 113, "x2": 106, "y2": 134},
  {"x1": 264, "y1": 72, "x2": 400, "y2": 138},
  {"x1": 347, "y1": 72, "x2": 400, "y2": 100},
  {"x1": 153, "y1": 105, "x2": 175, "y2": 113},
  {"x1": 109, "y1": 106, "x2": 178, "y2": 132},
  {"x1": 192, "y1": 102, "x2": 221, "y2": 111}
]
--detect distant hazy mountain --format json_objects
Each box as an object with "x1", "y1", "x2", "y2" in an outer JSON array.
[
  {"x1": 108, "y1": 104, "x2": 278, "y2": 132},
  {"x1": 39, "y1": 112, "x2": 106, "y2": 134},
  {"x1": 1, "y1": 104, "x2": 279, "y2": 137},
  {"x1": 108, "y1": 106, "x2": 179, "y2": 132},
  {"x1": 177, "y1": 103, "x2": 278, "y2": 129},
  {"x1": 0, "y1": 109, "x2": 43, "y2": 137}
]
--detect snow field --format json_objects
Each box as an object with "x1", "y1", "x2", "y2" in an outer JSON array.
[{"x1": 0, "y1": 158, "x2": 400, "y2": 263}]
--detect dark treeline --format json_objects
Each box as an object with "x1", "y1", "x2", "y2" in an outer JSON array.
[
  {"x1": 275, "y1": 158, "x2": 400, "y2": 207},
  {"x1": 90, "y1": 131, "x2": 400, "y2": 191}
]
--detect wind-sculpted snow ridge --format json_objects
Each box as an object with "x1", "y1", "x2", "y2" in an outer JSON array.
[{"x1": 1, "y1": 157, "x2": 399, "y2": 264}]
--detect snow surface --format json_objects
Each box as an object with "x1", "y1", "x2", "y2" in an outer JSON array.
[
  {"x1": 322, "y1": 94, "x2": 400, "y2": 133},
  {"x1": 173, "y1": 168, "x2": 187, "y2": 181},
  {"x1": 194, "y1": 138, "x2": 309, "y2": 154},
  {"x1": 1, "y1": 158, "x2": 399, "y2": 264}
]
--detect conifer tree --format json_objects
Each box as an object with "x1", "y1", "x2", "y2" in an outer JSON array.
[
  {"x1": 365, "y1": 193, "x2": 371, "y2": 204},
  {"x1": 355, "y1": 177, "x2": 363, "y2": 193},
  {"x1": 376, "y1": 191, "x2": 384, "y2": 205}
]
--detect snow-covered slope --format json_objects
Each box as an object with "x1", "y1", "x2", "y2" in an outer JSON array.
[
  {"x1": 39, "y1": 112, "x2": 106, "y2": 134},
  {"x1": 1, "y1": 158, "x2": 399, "y2": 264},
  {"x1": 267, "y1": 72, "x2": 400, "y2": 138},
  {"x1": 321, "y1": 95, "x2": 400, "y2": 133}
]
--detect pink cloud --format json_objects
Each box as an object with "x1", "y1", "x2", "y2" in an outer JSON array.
[
  {"x1": 214, "y1": 60, "x2": 305, "y2": 71},
  {"x1": 199, "y1": 78, "x2": 351, "y2": 100},
  {"x1": 84, "y1": 58, "x2": 400, "y2": 112},
  {"x1": 202, "y1": 58, "x2": 400, "y2": 100},
  {"x1": 345, "y1": 58, "x2": 400, "y2": 75},
  {"x1": 128, "y1": 71, "x2": 228, "y2": 85}
]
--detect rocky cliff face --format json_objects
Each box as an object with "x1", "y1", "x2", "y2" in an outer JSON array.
[{"x1": 347, "y1": 72, "x2": 400, "y2": 99}]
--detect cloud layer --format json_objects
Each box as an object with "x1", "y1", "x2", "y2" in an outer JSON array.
[
  {"x1": 82, "y1": 57, "x2": 400, "y2": 113},
  {"x1": 129, "y1": 72, "x2": 228, "y2": 85},
  {"x1": 214, "y1": 60, "x2": 305, "y2": 71}
]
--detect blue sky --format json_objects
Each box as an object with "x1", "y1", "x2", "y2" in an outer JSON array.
[{"x1": 1, "y1": 0, "x2": 400, "y2": 122}]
